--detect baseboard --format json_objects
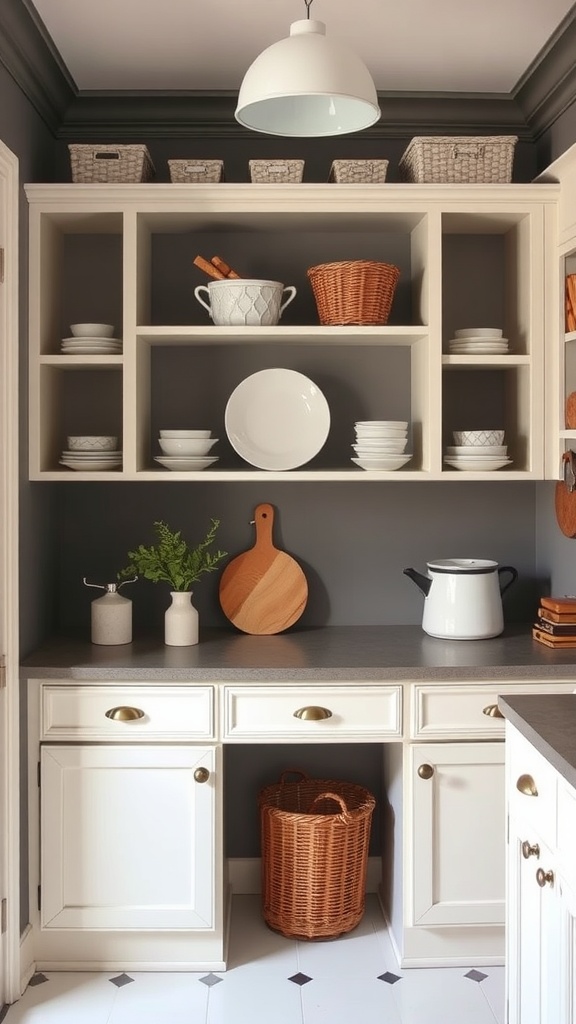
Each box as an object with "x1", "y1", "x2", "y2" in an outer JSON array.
[{"x1": 228, "y1": 857, "x2": 381, "y2": 895}]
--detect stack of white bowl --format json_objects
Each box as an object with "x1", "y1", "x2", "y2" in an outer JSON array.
[
  {"x1": 352, "y1": 420, "x2": 412, "y2": 472},
  {"x1": 444, "y1": 429, "x2": 511, "y2": 471},
  {"x1": 447, "y1": 327, "x2": 509, "y2": 355},
  {"x1": 61, "y1": 323, "x2": 122, "y2": 355},
  {"x1": 60, "y1": 436, "x2": 121, "y2": 471},
  {"x1": 155, "y1": 429, "x2": 219, "y2": 471}
]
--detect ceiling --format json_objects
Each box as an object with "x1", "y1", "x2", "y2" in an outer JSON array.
[{"x1": 24, "y1": 0, "x2": 576, "y2": 96}]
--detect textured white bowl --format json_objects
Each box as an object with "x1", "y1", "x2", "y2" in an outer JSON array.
[
  {"x1": 159, "y1": 429, "x2": 212, "y2": 439},
  {"x1": 453, "y1": 328, "x2": 503, "y2": 339},
  {"x1": 158, "y1": 437, "x2": 218, "y2": 457},
  {"x1": 452, "y1": 429, "x2": 505, "y2": 446},
  {"x1": 67, "y1": 435, "x2": 118, "y2": 451},
  {"x1": 70, "y1": 323, "x2": 115, "y2": 338}
]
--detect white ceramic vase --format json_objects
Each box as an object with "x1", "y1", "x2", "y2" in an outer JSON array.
[{"x1": 164, "y1": 591, "x2": 199, "y2": 646}]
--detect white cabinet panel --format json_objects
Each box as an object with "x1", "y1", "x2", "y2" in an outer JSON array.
[{"x1": 40, "y1": 744, "x2": 215, "y2": 930}]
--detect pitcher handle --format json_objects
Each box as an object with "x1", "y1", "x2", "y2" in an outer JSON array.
[
  {"x1": 194, "y1": 285, "x2": 212, "y2": 316},
  {"x1": 279, "y1": 285, "x2": 297, "y2": 318},
  {"x1": 498, "y1": 566, "x2": 518, "y2": 596}
]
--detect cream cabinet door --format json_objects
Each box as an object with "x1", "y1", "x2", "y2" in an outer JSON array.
[
  {"x1": 408, "y1": 742, "x2": 505, "y2": 927},
  {"x1": 40, "y1": 744, "x2": 215, "y2": 930}
]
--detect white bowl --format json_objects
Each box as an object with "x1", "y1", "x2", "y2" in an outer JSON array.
[
  {"x1": 70, "y1": 323, "x2": 115, "y2": 338},
  {"x1": 158, "y1": 437, "x2": 218, "y2": 457},
  {"x1": 355, "y1": 427, "x2": 408, "y2": 438},
  {"x1": 453, "y1": 328, "x2": 503, "y2": 339},
  {"x1": 354, "y1": 420, "x2": 408, "y2": 429},
  {"x1": 452, "y1": 429, "x2": 505, "y2": 446},
  {"x1": 352, "y1": 454, "x2": 412, "y2": 471},
  {"x1": 154, "y1": 456, "x2": 218, "y2": 471},
  {"x1": 353, "y1": 440, "x2": 408, "y2": 453},
  {"x1": 66, "y1": 435, "x2": 118, "y2": 451},
  {"x1": 159, "y1": 429, "x2": 212, "y2": 439},
  {"x1": 446, "y1": 445, "x2": 507, "y2": 456}
]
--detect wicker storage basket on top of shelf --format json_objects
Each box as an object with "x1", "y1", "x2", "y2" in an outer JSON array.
[
  {"x1": 329, "y1": 159, "x2": 389, "y2": 183},
  {"x1": 260, "y1": 771, "x2": 376, "y2": 940},
  {"x1": 249, "y1": 160, "x2": 305, "y2": 183},
  {"x1": 168, "y1": 159, "x2": 224, "y2": 183},
  {"x1": 307, "y1": 260, "x2": 400, "y2": 325},
  {"x1": 398, "y1": 135, "x2": 518, "y2": 184},
  {"x1": 68, "y1": 144, "x2": 155, "y2": 183}
]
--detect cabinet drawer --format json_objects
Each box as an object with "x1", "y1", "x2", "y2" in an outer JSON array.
[
  {"x1": 222, "y1": 684, "x2": 402, "y2": 741},
  {"x1": 39, "y1": 683, "x2": 214, "y2": 740},
  {"x1": 412, "y1": 682, "x2": 576, "y2": 740},
  {"x1": 506, "y1": 724, "x2": 557, "y2": 841}
]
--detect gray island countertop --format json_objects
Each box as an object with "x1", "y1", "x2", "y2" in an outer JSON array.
[
  {"x1": 20, "y1": 624, "x2": 576, "y2": 682},
  {"x1": 498, "y1": 693, "x2": 576, "y2": 790}
]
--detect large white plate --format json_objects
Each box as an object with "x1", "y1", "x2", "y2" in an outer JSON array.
[{"x1": 225, "y1": 369, "x2": 330, "y2": 470}]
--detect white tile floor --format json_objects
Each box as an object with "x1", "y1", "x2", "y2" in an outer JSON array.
[{"x1": 1, "y1": 896, "x2": 505, "y2": 1024}]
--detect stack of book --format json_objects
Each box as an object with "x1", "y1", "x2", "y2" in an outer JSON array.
[{"x1": 533, "y1": 597, "x2": 576, "y2": 648}]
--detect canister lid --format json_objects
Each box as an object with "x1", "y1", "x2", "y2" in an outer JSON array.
[{"x1": 427, "y1": 558, "x2": 498, "y2": 574}]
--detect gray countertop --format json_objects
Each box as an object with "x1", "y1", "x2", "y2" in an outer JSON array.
[
  {"x1": 20, "y1": 624, "x2": 576, "y2": 682},
  {"x1": 498, "y1": 693, "x2": 576, "y2": 790}
]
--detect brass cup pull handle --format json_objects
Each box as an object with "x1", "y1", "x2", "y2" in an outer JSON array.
[
  {"x1": 105, "y1": 706, "x2": 145, "y2": 722},
  {"x1": 418, "y1": 763, "x2": 434, "y2": 780},
  {"x1": 194, "y1": 767, "x2": 210, "y2": 784},
  {"x1": 536, "y1": 867, "x2": 554, "y2": 888},
  {"x1": 293, "y1": 706, "x2": 333, "y2": 721},
  {"x1": 516, "y1": 773, "x2": 538, "y2": 797},
  {"x1": 522, "y1": 840, "x2": 540, "y2": 860},
  {"x1": 483, "y1": 704, "x2": 504, "y2": 719}
]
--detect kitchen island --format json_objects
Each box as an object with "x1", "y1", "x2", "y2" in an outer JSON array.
[{"x1": 20, "y1": 625, "x2": 576, "y2": 979}]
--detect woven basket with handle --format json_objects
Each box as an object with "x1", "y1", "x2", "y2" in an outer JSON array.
[
  {"x1": 307, "y1": 260, "x2": 400, "y2": 325},
  {"x1": 259, "y1": 770, "x2": 375, "y2": 940}
]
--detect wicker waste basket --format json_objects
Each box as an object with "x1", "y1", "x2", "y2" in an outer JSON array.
[
  {"x1": 307, "y1": 260, "x2": 400, "y2": 325},
  {"x1": 259, "y1": 770, "x2": 376, "y2": 940}
]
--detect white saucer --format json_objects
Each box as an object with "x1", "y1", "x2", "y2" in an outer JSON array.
[
  {"x1": 352, "y1": 454, "x2": 412, "y2": 471},
  {"x1": 443, "y1": 457, "x2": 512, "y2": 471},
  {"x1": 60, "y1": 459, "x2": 122, "y2": 471},
  {"x1": 154, "y1": 456, "x2": 219, "y2": 471}
]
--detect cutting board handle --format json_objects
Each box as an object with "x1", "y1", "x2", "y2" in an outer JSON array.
[{"x1": 253, "y1": 502, "x2": 276, "y2": 550}]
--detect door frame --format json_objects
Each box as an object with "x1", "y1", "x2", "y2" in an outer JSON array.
[{"x1": 0, "y1": 138, "x2": 21, "y2": 1004}]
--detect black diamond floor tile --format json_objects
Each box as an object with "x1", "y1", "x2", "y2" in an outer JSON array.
[
  {"x1": 199, "y1": 973, "x2": 223, "y2": 987},
  {"x1": 109, "y1": 973, "x2": 134, "y2": 988},
  {"x1": 465, "y1": 968, "x2": 488, "y2": 982},
  {"x1": 378, "y1": 971, "x2": 402, "y2": 984},
  {"x1": 28, "y1": 974, "x2": 49, "y2": 987},
  {"x1": 289, "y1": 972, "x2": 313, "y2": 986}
]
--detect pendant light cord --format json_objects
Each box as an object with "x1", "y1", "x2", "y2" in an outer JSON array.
[{"x1": 304, "y1": 0, "x2": 314, "y2": 18}]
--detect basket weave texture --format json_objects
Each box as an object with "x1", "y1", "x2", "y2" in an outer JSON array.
[
  {"x1": 68, "y1": 144, "x2": 155, "y2": 183},
  {"x1": 307, "y1": 260, "x2": 400, "y2": 325},
  {"x1": 168, "y1": 160, "x2": 224, "y2": 183},
  {"x1": 249, "y1": 160, "x2": 304, "y2": 183},
  {"x1": 259, "y1": 771, "x2": 375, "y2": 940},
  {"x1": 398, "y1": 135, "x2": 518, "y2": 183},
  {"x1": 329, "y1": 160, "x2": 389, "y2": 183}
]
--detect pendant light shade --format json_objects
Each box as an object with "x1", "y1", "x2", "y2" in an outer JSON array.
[{"x1": 235, "y1": 19, "x2": 381, "y2": 137}]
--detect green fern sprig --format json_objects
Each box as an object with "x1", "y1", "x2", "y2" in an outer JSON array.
[{"x1": 118, "y1": 519, "x2": 227, "y2": 591}]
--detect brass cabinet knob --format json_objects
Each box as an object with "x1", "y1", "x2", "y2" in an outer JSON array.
[
  {"x1": 516, "y1": 773, "x2": 538, "y2": 797},
  {"x1": 536, "y1": 867, "x2": 554, "y2": 888},
  {"x1": 293, "y1": 706, "x2": 333, "y2": 721},
  {"x1": 522, "y1": 840, "x2": 540, "y2": 860},
  {"x1": 105, "y1": 706, "x2": 145, "y2": 721},
  {"x1": 482, "y1": 704, "x2": 504, "y2": 719},
  {"x1": 194, "y1": 767, "x2": 210, "y2": 784},
  {"x1": 417, "y1": 763, "x2": 434, "y2": 780}
]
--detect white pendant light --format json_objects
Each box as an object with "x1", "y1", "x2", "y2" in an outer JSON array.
[{"x1": 235, "y1": 1, "x2": 381, "y2": 137}]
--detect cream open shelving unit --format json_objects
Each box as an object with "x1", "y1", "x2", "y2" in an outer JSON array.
[{"x1": 25, "y1": 181, "x2": 560, "y2": 482}]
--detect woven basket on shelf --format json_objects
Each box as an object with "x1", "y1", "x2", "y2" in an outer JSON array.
[
  {"x1": 307, "y1": 260, "x2": 400, "y2": 325},
  {"x1": 329, "y1": 159, "x2": 389, "y2": 183},
  {"x1": 68, "y1": 144, "x2": 155, "y2": 183},
  {"x1": 398, "y1": 135, "x2": 518, "y2": 184},
  {"x1": 168, "y1": 159, "x2": 224, "y2": 183},
  {"x1": 249, "y1": 160, "x2": 304, "y2": 183},
  {"x1": 259, "y1": 771, "x2": 375, "y2": 940}
]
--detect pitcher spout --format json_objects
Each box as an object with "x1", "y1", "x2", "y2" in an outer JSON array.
[{"x1": 403, "y1": 567, "x2": 431, "y2": 597}]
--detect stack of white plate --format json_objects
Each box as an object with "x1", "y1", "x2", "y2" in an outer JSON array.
[
  {"x1": 154, "y1": 429, "x2": 219, "y2": 472},
  {"x1": 352, "y1": 420, "x2": 412, "y2": 472},
  {"x1": 448, "y1": 328, "x2": 509, "y2": 355},
  {"x1": 61, "y1": 322, "x2": 122, "y2": 355},
  {"x1": 60, "y1": 435, "x2": 121, "y2": 471},
  {"x1": 444, "y1": 428, "x2": 512, "y2": 471}
]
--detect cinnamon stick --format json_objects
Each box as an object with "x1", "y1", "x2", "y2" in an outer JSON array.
[
  {"x1": 193, "y1": 255, "x2": 226, "y2": 280},
  {"x1": 211, "y1": 256, "x2": 241, "y2": 279}
]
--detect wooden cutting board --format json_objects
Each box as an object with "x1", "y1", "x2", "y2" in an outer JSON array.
[
  {"x1": 555, "y1": 451, "x2": 576, "y2": 537},
  {"x1": 219, "y1": 503, "x2": 308, "y2": 635}
]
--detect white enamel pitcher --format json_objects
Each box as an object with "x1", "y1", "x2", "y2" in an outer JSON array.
[{"x1": 403, "y1": 558, "x2": 518, "y2": 640}]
